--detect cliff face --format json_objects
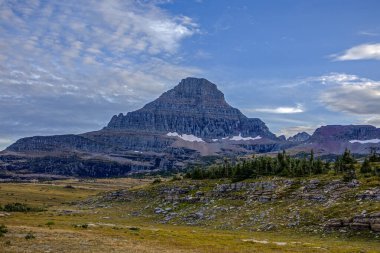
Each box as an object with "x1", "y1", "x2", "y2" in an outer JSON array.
[
  {"x1": 106, "y1": 77, "x2": 276, "y2": 140},
  {"x1": 310, "y1": 125, "x2": 380, "y2": 142}
]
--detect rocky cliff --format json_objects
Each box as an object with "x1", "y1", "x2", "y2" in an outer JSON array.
[
  {"x1": 288, "y1": 125, "x2": 380, "y2": 156},
  {"x1": 310, "y1": 125, "x2": 380, "y2": 142}
]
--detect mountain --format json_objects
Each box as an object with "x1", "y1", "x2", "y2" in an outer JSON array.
[
  {"x1": 2, "y1": 78, "x2": 380, "y2": 178},
  {"x1": 1, "y1": 78, "x2": 283, "y2": 178},
  {"x1": 105, "y1": 77, "x2": 276, "y2": 139},
  {"x1": 287, "y1": 132, "x2": 311, "y2": 142},
  {"x1": 288, "y1": 125, "x2": 380, "y2": 155},
  {"x1": 309, "y1": 125, "x2": 380, "y2": 142}
]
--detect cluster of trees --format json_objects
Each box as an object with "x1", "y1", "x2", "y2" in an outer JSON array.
[
  {"x1": 187, "y1": 149, "x2": 379, "y2": 181},
  {"x1": 361, "y1": 149, "x2": 380, "y2": 174}
]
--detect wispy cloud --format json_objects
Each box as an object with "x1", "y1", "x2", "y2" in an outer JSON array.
[
  {"x1": 358, "y1": 31, "x2": 380, "y2": 37},
  {"x1": 0, "y1": 0, "x2": 201, "y2": 150},
  {"x1": 248, "y1": 104, "x2": 304, "y2": 114},
  {"x1": 331, "y1": 43, "x2": 380, "y2": 61},
  {"x1": 317, "y1": 73, "x2": 380, "y2": 116}
]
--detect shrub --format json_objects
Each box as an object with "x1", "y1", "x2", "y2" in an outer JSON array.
[
  {"x1": 1, "y1": 203, "x2": 44, "y2": 212},
  {"x1": 171, "y1": 174, "x2": 182, "y2": 181},
  {"x1": 152, "y1": 178, "x2": 162, "y2": 184},
  {"x1": 129, "y1": 227, "x2": 140, "y2": 231},
  {"x1": 360, "y1": 158, "x2": 372, "y2": 174},
  {"x1": 45, "y1": 221, "x2": 55, "y2": 226},
  {"x1": 25, "y1": 232, "x2": 35, "y2": 240},
  {"x1": 0, "y1": 224, "x2": 8, "y2": 237},
  {"x1": 343, "y1": 169, "x2": 356, "y2": 182}
]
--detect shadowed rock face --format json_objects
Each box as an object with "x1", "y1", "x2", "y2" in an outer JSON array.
[
  {"x1": 106, "y1": 77, "x2": 276, "y2": 139},
  {"x1": 288, "y1": 132, "x2": 311, "y2": 143}
]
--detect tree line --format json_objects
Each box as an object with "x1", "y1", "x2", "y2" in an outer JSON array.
[{"x1": 186, "y1": 149, "x2": 380, "y2": 181}]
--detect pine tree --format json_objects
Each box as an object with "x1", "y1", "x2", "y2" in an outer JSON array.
[{"x1": 360, "y1": 158, "x2": 372, "y2": 174}]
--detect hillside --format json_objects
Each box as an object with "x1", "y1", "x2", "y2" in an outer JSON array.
[{"x1": 0, "y1": 173, "x2": 379, "y2": 252}]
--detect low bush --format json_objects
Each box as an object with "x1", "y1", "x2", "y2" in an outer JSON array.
[
  {"x1": 152, "y1": 178, "x2": 162, "y2": 184},
  {"x1": 0, "y1": 203, "x2": 44, "y2": 212},
  {"x1": 25, "y1": 232, "x2": 35, "y2": 240},
  {"x1": 0, "y1": 224, "x2": 8, "y2": 237}
]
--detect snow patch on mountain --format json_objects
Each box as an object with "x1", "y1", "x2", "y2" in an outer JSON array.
[
  {"x1": 229, "y1": 133, "x2": 262, "y2": 141},
  {"x1": 349, "y1": 139, "x2": 380, "y2": 144},
  {"x1": 167, "y1": 132, "x2": 205, "y2": 142}
]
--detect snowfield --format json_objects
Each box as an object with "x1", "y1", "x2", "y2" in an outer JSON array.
[
  {"x1": 229, "y1": 133, "x2": 262, "y2": 141},
  {"x1": 166, "y1": 132, "x2": 205, "y2": 142},
  {"x1": 349, "y1": 139, "x2": 380, "y2": 144}
]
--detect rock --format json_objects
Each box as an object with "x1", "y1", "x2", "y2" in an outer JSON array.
[
  {"x1": 0, "y1": 212, "x2": 10, "y2": 217},
  {"x1": 357, "y1": 188, "x2": 380, "y2": 201},
  {"x1": 154, "y1": 208, "x2": 165, "y2": 214},
  {"x1": 348, "y1": 179, "x2": 360, "y2": 188},
  {"x1": 370, "y1": 224, "x2": 380, "y2": 232},
  {"x1": 350, "y1": 223, "x2": 370, "y2": 230},
  {"x1": 258, "y1": 196, "x2": 271, "y2": 203},
  {"x1": 325, "y1": 219, "x2": 343, "y2": 229}
]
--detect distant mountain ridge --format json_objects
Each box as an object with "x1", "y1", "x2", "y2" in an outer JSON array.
[
  {"x1": 288, "y1": 132, "x2": 311, "y2": 142},
  {"x1": 1, "y1": 77, "x2": 380, "y2": 178}
]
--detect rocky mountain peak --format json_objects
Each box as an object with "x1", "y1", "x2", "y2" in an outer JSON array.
[
  {"x1": 288, "y1": 132, "x2": 311, "y2": 142},
  {"x1": 106, "y1": 77, "x2": 276, "y2": 139},
  {"x1": 174, "y1": 77, "x2": 222, "y2": 97},
  {"x1": 141, "y1": 77, "x2": 228, "y2": 111}
]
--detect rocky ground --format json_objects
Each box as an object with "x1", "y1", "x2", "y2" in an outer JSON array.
[{"x1": 79, "y1": 176, "x2": 380, "y2": 237}]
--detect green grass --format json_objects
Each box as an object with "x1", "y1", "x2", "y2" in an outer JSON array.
[{"x1": 0, "y1": 176, "x2": 379, "y2": 253}]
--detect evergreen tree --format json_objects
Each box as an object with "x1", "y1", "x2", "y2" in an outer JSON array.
[{"x1": 360, "y1": 158, "x2": 372, "y2": 174}]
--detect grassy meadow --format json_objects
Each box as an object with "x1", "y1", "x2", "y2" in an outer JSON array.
[{"x1": 0, "y1": 177, "x2": 379, "y2": 253}]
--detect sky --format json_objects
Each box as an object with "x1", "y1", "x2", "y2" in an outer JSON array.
[{"x1": 1, "y1": 0, "x2": 380, "y2": 150}]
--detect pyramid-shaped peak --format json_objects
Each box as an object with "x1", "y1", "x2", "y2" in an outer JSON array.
[
  {"x1": 105, "y1": 77, "x2": 276, "y2": 140},
  {"x1": 171, "y1": 77, "x2": 224, "y2": 100}
]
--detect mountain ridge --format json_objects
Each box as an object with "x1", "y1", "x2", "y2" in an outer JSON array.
[{"x1": 1, "y1": 77, "x2": 380, "y2": 177}]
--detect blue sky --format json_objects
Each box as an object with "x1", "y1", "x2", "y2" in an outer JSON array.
[{"x1": 1, "y1": 0, "x2": 380, "y2": 149}]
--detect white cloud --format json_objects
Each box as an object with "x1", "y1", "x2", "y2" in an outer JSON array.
[
  {"x1": 332, "y1": 43, "x2": 380, "y2": 61},
  {"x1": 249, "y1": 104, "x2": 304, "y2": 114},
  {"x1": 318, "y1": 73, "x2": 380, "y2": 115},
  {"x1": 0, "y1": 0, "x2": 202, "y2": 149},
  {"x1": 364, "y1": 117, "x2": 380, "y2": 127},
  {"x1": 358, "y1": 31, "x2": 380, "y2": 37}
]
